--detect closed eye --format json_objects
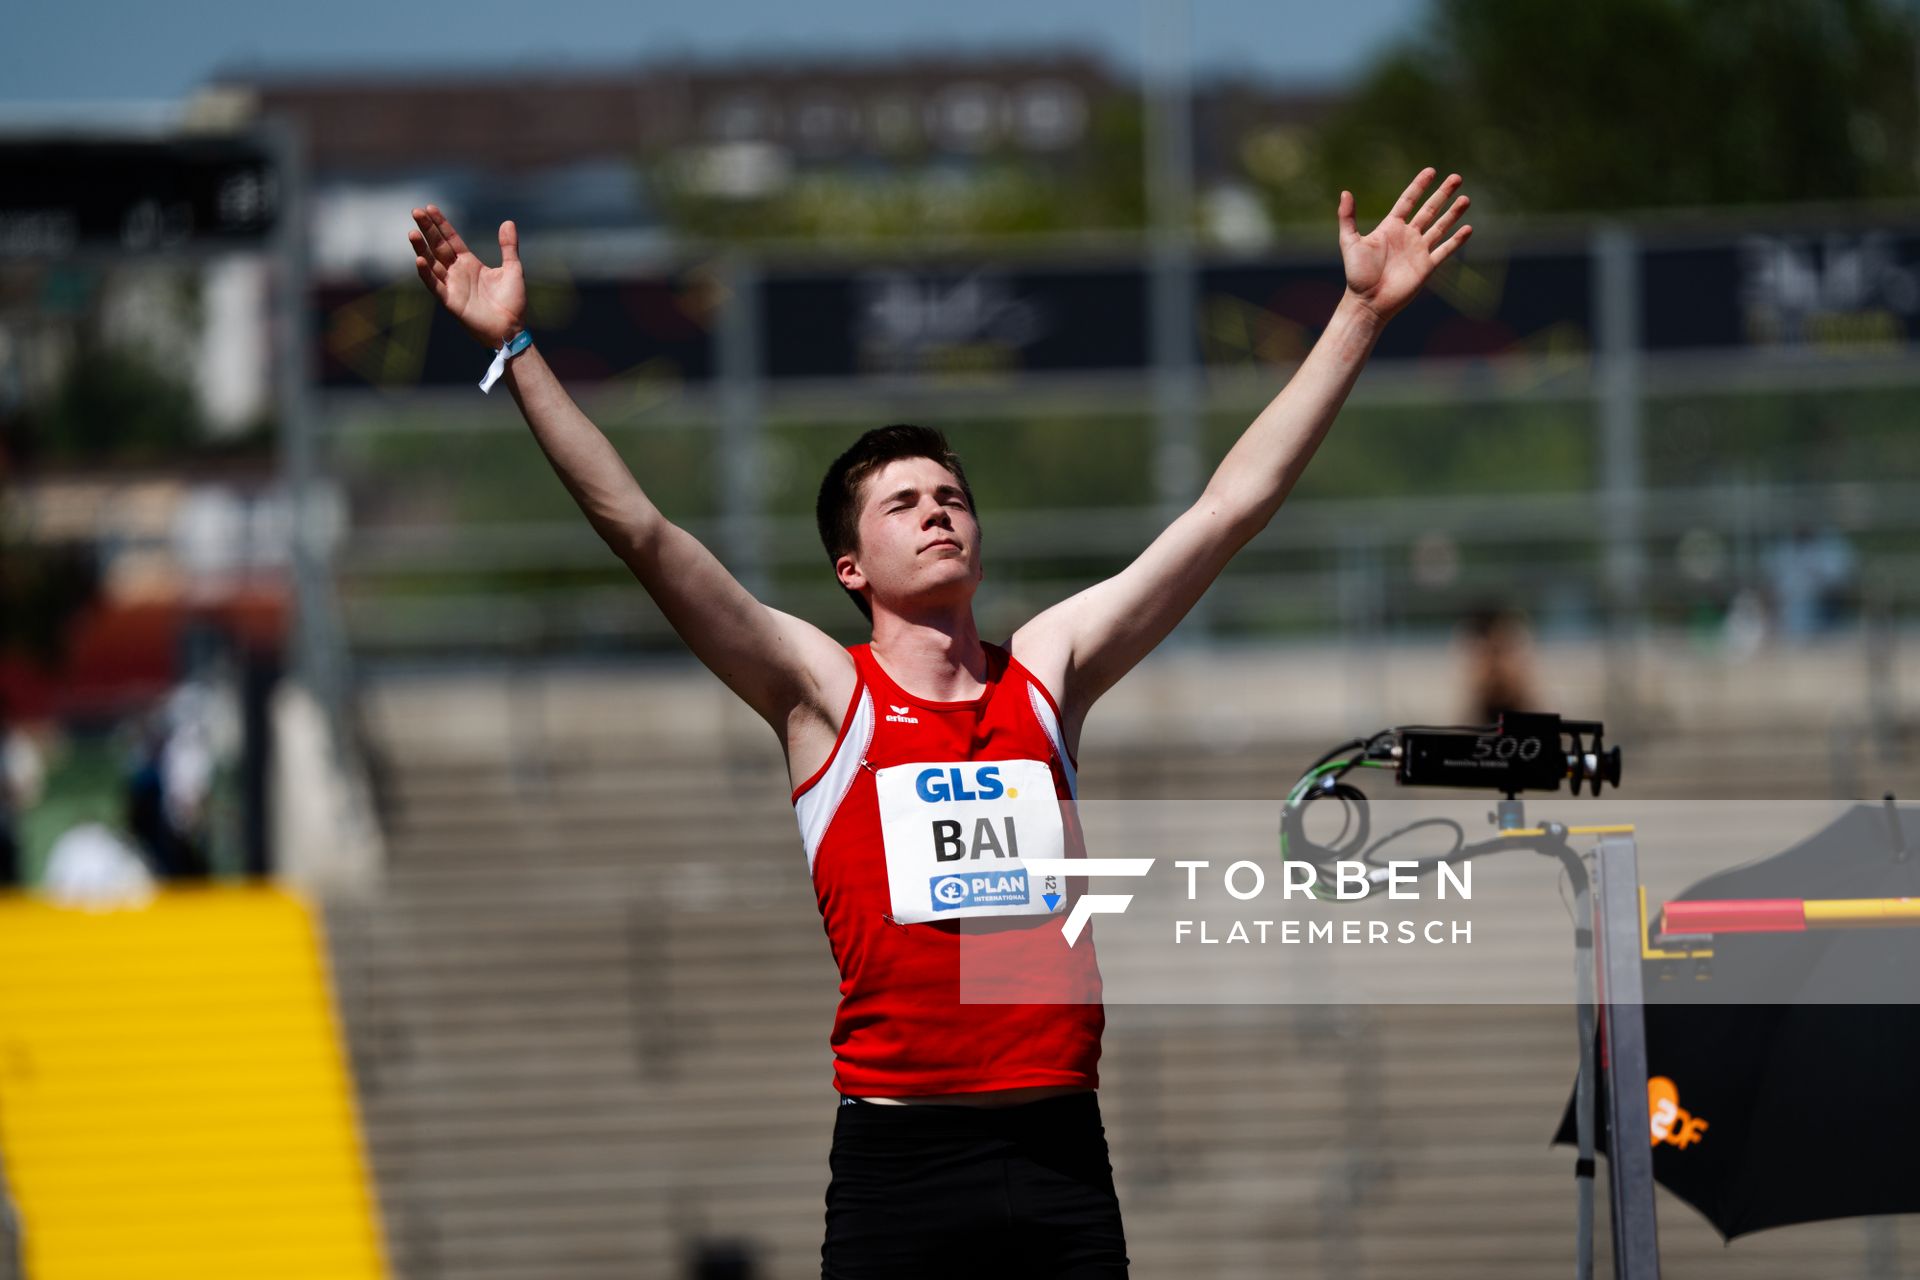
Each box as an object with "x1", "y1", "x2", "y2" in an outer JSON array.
[{"x1": 878, "y1": 484, "x2": 967, "y2": 514}]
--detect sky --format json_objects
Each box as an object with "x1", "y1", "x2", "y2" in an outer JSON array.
[{"x1": 1, "y1": 0, "x2": 1429, "y2": 107}]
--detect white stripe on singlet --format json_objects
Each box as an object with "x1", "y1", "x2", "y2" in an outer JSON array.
[
  {"x1": 795, "y1": 686, "x2": 875, "y2": 875},
  {"x1": 1025, "y1": 682, "x2": 1077, "y2": 800}
]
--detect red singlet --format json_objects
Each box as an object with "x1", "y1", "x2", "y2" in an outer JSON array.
[{"x1": 792, "y1": 642, "x2": 1104, "y2": 1097}]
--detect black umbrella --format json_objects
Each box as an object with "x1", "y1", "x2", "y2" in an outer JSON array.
[{"x1": 1554, "y1": 802, "x2": 1920, "y2": 1240}]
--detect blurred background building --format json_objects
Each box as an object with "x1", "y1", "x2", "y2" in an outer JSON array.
[{"x1": 2, "y1": 0, "x2": 1919, "y2": 1276}]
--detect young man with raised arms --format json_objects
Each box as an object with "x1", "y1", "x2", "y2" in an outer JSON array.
[{"x1": 408, "y1": 167, "x2": 1470, "y2": 1278}]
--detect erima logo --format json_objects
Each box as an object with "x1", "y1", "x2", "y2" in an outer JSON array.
[{"x1": 885, "y1": 703, "x2": 920, "y2": 724}]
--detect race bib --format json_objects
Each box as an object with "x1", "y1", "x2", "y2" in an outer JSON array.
[{"x1": 874, "y1": 759, "x2": 1066, "y2": 924}]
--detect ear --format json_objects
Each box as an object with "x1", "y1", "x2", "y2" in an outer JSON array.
[{"x1": 835, "y1": 552, "x2": 866, "y2": 596}]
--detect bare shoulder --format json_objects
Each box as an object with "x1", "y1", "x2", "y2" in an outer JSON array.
[{"x1": 770, "y1": 612, "x2": 860, "y2": 792}]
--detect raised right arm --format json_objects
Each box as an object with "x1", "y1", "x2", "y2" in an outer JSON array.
[{"x1": 406, "y1": 207, "x2": 853, "y2": 741}]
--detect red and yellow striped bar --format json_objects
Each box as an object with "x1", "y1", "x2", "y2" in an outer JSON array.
[{"x1": 1662, "y1": 896, "x2": 1920, "y2": 935}]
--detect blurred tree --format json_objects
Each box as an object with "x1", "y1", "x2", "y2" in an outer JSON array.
[
  {"x1": 1263, "y1": 0, "x2": 1920, "y2": 223},
  {"x1": 2, "y1": 263, "x2": 215, "y2": 467},
  {"x1": 31, "y1": 340, "x2": 203, "y2": 463},
  {"x1": 0, "y1": 527, "x2": 100, "y2": 666}
]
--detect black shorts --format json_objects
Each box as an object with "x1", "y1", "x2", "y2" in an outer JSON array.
[{"x1": 822, "y1": 1091, "x2": 1129, "y2": 1279}]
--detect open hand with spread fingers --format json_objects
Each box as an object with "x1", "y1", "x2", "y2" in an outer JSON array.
[
  {"x1": 1337, "y1": 168, "x2": 1472, "y2": 323},
  {"x1": 408, "y1": 206, "x2": 526, "y2": 349}
]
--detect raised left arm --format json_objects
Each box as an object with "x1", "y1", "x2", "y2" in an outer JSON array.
[{"x1": 1013, "y1": 169, "x2": 1472, "y2": 735}]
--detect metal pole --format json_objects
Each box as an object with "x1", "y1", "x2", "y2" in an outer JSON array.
[
  {"x1": 1571, "y1": 866, "x2": 1598, "y2": 1280},
  {"x1": 1143, "y1": 0, "x2": 1206, "y2": 642},
  {"x1": 1592, "y1": 833, "x2": 1662, "y2": 1278},
  {"x1": 266, "y1": 118, "x2": 342, "y2": 729},
  {"x1": 1593, "y1": 226, "x2": 1643, "y2": 725},
  {"x1": 715, "y1": 252, "x2": 767, "y2": 599}
]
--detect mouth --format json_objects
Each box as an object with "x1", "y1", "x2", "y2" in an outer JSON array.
[{"x1": 921, "y1": 538, "x2": 962, "y2": 553}]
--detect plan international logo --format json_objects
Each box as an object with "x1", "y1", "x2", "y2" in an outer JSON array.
[{"x1": 930, "y1": 870, "x2": 1031, "y2": 911}]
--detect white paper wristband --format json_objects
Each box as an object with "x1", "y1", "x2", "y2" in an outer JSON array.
[{"x1": 479, "y1": 329, "x2": 534, "y2": 393}]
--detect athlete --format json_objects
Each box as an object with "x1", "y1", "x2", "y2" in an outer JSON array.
[{"x1": 409, "y1": 167, "x2": 1471, "y2": 1278}]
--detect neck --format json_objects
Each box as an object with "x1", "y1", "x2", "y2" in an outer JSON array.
[{"x1": 868, "y1": 605, "x2": 988, "y2": 702}]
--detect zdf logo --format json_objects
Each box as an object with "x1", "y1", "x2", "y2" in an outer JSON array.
[{"x1": 1648, "y1": 1076, "x2": 1708, "y2": 1149}]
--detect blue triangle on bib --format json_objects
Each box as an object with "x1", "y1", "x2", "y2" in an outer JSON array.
[{"x1": 1043, "y1": 893, "x2": 1062, "y2": 911}]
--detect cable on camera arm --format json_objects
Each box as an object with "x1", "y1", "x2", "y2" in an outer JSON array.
[{"x1": 1279, "y1": 726, "x2": 1453, "y2": 898}]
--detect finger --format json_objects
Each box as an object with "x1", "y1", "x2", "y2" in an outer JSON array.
[
  {"x1": 427, "y1": 205, "x2": 473, "y2": 260},
  {"x1": 1387, "y1": 167, "x2": 1436, "y2": 224},
  {"x1": 1411, "y1": 173, "x2": 1462, "y2": 232},
  {"x1": 1337, "y1": 191, "x2": 1359, "y2": 249},
  {"x1": 1430, "y1": 224, "x2": 1474, "y2": 267},
  {"x1": 413, "y1": 208, "x2": 454, "y2": 265},
  {"x1": 414, "y1": 256, "x2": 443, "y2": 296},
  {"x1": 408, "y1": 228, "x2": 450, "y2": 280},
  {"x1": 1424, "y1": 194, "x2": 1471, "y2": 245},
  {"x1": 498, "y1": 219, "x2": 519, "y2": 265}
]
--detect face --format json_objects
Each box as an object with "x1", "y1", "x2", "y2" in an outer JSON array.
[{"x1": 836, "y1": 456, "x2": 983, "y2": 616}]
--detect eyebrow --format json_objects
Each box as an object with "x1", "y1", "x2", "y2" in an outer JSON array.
[{"x1": 878, "y1": 484, "x2": 967, "y2": 507}]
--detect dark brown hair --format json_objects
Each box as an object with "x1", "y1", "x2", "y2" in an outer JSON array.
[{"x1": 816, "y1": 424, "x2": 976, "y2": 619}]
